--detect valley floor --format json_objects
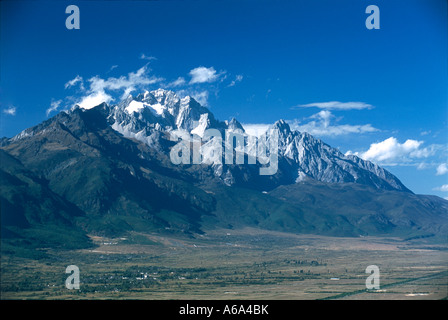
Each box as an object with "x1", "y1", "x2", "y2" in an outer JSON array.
[{"x1": 1, "y1": 227, "x2": 447, "y2": 300}]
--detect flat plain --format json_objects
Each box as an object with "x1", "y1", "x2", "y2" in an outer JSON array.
[{"x1": 1, "y1": 227, "x2": 447, "y2": 300}]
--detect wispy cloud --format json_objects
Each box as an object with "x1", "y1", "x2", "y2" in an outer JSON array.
[
  {"x1": 75, "y1": 65, "x2": 164, "y2": 109},
  {"x1": 294, "y1": 101, "x2": 374, "y2": 110},
  {"x1": 416, "y1": 162, "x2": 429, "y2": 170},
  {"x1": 228, "y1": 74, "x2": 243, "y2": 87},
  {"x1": 46, "y1": 100, "x2": 63, "y2": 116},
  {"x1": 177, "y1": 89, "x2": 210, "y2": 106},
  {"x1": 168, "y1": 77, "x2": 186, "y2": 87},
  {"x1": 108, "y1": 65, "x2": 118, "y2": 73},
  {"x1": 190, "y1": 90, "x2": 209, "y2": 106},
  {"x1": 289, "y1": 110, "x2": 378, "y2": 136},
  {"x1": 167, "y1": 66, "x2": 228, "y2": 105},
  {"x1": 89, "y1": 65, "x2": 161, "y2": 92},
  {"x1": 58, "y1": 60, "x2": 239, "y2": 113},
  {"x1": 3, "y1": 106, "x2": 16, "y2": 116},
  {"x1": 140, "y1": 53, "x2": 157, "y2": 61},
  {"x1": 242, "y1": 109, "x2": 378, "y2": 138},
  {"x1": 434, "y1": 184, "x2": 448, "y2": 192},
  {"x1": 65, "y1": 75, "x2": 84, "y2": 90}
]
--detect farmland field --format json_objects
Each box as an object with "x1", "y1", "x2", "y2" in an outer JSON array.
[{"x1": 1, "y1": 227, "x2": 447, "y2": 300}]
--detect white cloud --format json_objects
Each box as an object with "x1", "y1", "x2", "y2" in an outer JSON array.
[
  {"x1": 311, "y1": 110, "x2": 332, "y2": 127},
  {"x1": 65, "y1": 75, "x2": 84, "y2": 90},
  {"x1": 243, "y1": 110, "x2": 376, "y2": 138},
  {"x1": 242, "y1": 123, "x2": 271, "y2": 136},
  {"x1": 59, "y1": 62, "x2": 238, "y2": 112},
  {"x1": 190, "y1": 90, "x2": 209, "y2": 106},
  {"x1": 436, "y1": 163, "x2": 448, "y2": 176},
  {"x1": 297, "y1": 123, "x2": 378, "y2": 136},
  {"x1": 176, "y1": 89, "x2": 210, "y2": 106},
  {"x1": 73, "y1": 65, "x2": 163, "y2": 109},
  {"x1": 360, "y1": 138, "x2": 423, "y2": 162},
  {"x1": 46, "y1": 100, "x2": 63, "y2": 116},
  {"x1": 140, "y1": 53, "x2": 157, "y2": 61},
  {"x1": 77, "y1": 91, "x2": 113, "y2": 110},
  {"x1": 434, "y1": 184, "x2": 448, "y2": 192},
  {"x1": 108, "y1": 65, "x2": 118, "y2": 72},
  {"x1": 228, "y1": 74, "x2": 243, "y2": 87},
  {"x1": 349, "y1": 137, "x2": 440, "y2": 165},
  {"x1": 348, "y1": 140, "x2": 446, "y2": 167},
  {"x1": 3, "y1": 106, "x2": 16, "y2": 116},
  {"x1": 416, "y1": 162, "x2": 429, "y2": 170},
  {"x1": 89, "y1": 65, "x2": 161, "y2": 92},
  {"x1": 169, "y1": 77, "x2": 186, "y2": 87},
  {"x1": 289, "y1": 110, "x2": 378, "y2": 136},
  {"x1": 295, "y1": 101, "x2": 374, "y2": 110},
  {"x1": 408, "y1": 143, "x2": 440, "y2": 159},
  {"x1": 189, "y1": 66, "x2": 224, "y2": 84}
]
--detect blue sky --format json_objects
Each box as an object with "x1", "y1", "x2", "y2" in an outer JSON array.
[{"x1": 1, "y1": 0, "x2": 447, "y2": 197}]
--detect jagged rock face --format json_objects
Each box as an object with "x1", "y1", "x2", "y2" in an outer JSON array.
[
  {"x1": 269, "y1": 120, "x2": 411, "y2": 192},
  {"x1": 110, "y1": 89, "x2": 224, "y2": 137},
  {"x1": 9, "y1": 89, "x2": 410, "y2": 192},
  {"x1": 85, "y1": 89, "x2": 409, "y2": 192}
]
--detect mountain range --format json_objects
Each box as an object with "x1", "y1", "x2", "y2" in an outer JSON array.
[{"x1": 1, "y1": 89, "x2": 447, "y2": 253}]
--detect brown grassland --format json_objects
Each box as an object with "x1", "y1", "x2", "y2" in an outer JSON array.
[{"x1": 1, "y1": 227, "x2": 447, "y2": 300}]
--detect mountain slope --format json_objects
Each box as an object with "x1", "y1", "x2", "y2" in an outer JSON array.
[
  {"x1": 269, "y1": 181, "x2": 448, "y2": 238},
  {"x1": 1, "y1": 89, "x2": 447, "y2": 249},
  {"x1": 0, "y1": 150, "x2": 92, "y2": 255},
  {"x1": 2, "y1": 105, "x2": 217, "y2": 237}
]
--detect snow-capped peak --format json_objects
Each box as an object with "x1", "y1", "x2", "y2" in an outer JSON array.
[
  {"x1": 226, "y1": 117, "x2": 245, "y2": 133},
  {"x1": 191, "y1": 113, "x2": 211, "y2": 137},
  {"x1": 105, "y1": 88, "x2": 410, "y2": 192}
]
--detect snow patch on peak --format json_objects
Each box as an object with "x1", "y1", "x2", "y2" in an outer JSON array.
[
  {"x1": 125, "y1": 101, "x2": 145, "y2": 114},
  {"x1": 181, "y1": 96, "x2": 192, "y2": 104},
  {"x1": 226, "y1": 117, "x2": 245, "y2": 133},
  {"x1": 191, "y1": 113, "x2": 210, "y2": 137},
  {"x1": 151, "y1": 89, "x2": 178, "y2": 103},
  {"x1": 152, "y1": 88, "x2": 170, "y2": 96},
  {"x1": 149, "y1": 103, "x2": 165, "y2": 115},
  {"x1": 273, "y1": 119, "x2": 292, "y2": 134},
  {"x1": 124, "y1": 99, "x2": 166, "y2": 116}
]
